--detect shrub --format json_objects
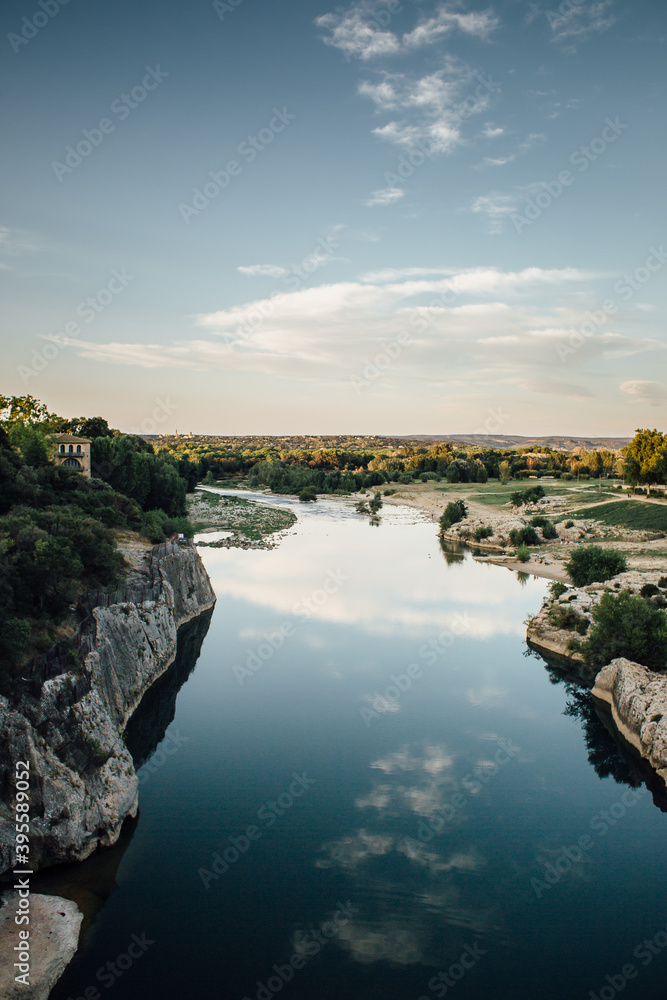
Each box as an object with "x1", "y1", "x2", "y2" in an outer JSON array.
[
  {"x1": 397, "y1": 473, "x2": 413, "y2": 484},
  {"x1": 562, "y1": 473, "x2": 574, "y2": 481},
  {"x1": 473, "y1": 525, "x2": 493, "y2": 540},
  {"x1": 549, "y1": 581, "x2": 568, "y2": 599},
  {"x1": 530, "y1": 515, "x2": 549, "y2": 528},
  {"x1": 298, "y1": 487, "x2": 317, "y2": 502},
  {"x1": 583, "y1": 591, "x2": 667, "y2": 670},
  {"x1": 658, "y1": 577, "x2": 667, "y2": 589},
  {"x1": 542, "y1": 521, "x2": 558, "y2": 540},
  {"x1": 564, "y1": 520, "x2": 574, "y2": 529},
  {"x1": 549, "y1": 605, "x2": 589, "y2": 634},
  {"x1": 510, "y1": 485, "x2": 546, "y2": 507},
  {"x1": 383, "y1": 489, "x2": 396, "y2": 496},
  {"x1": 640, "y1": 583, "x2": 660, "y2": 598},
  {"x1": 439, "y1": 500, "x2": 467, "y2": 532},
  {"x1": 565, "y1": 546, "x2": 627, "y2": 587},
  {"x1": 516, "y1": 543, "x2": 530, "y2": 563}
]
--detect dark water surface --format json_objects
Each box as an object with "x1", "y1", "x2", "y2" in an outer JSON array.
[{"x1": 50, "y1": 497, "x2": 667, "y2": 1000}]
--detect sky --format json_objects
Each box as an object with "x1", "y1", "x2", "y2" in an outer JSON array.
[{"x1": 1, "y1": 0, "x2": 665, "y2": 436}]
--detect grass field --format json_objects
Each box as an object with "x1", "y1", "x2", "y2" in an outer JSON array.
[{"x1": 562, "y1": 500, "x2": 667, "y2": 531}]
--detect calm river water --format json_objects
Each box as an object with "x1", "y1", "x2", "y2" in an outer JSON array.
[{"x1": 49, "y1": 495, "x2": 667, "y2": 1000}]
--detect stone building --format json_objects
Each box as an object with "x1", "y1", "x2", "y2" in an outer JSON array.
[{"x1": 52, "y1": 434, "x2": 92, "y2": 477}]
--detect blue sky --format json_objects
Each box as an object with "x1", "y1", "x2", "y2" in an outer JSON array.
[{"x1": 1, "y1": 0, "x2": 665, "y2": 435}]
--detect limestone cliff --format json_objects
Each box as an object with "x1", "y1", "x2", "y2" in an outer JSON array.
[
  {"x1": 593, "y1": 659, "x2": 667, "y2": 787},
  {"x1": 0, "y1": 540, "x2": 215, "y2": 876}
]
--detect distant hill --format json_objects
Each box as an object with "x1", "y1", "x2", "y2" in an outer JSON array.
[{"x1": 404, "y1": 434, "x2": 632, "y2": 451}]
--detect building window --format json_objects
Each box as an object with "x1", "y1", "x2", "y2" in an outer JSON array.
[
  {"x1": 60, "y1": 445, "x2": 65, "y2": 453},
  {"x1": 62, "y1": 458, "x2": 81, "y2": 470},
  {"x1": 76, "y1": 445, "x2": 81, "y2": 453},
  {"x1": 69, "y1": 445, "x2": 74, "y2": 453}
]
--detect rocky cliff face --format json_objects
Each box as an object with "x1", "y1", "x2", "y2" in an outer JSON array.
[
  {"x1": 0, "y1": 541, "x2": 215, "y2": 876},
  {"x1": 593, "y1": 659, "x2": 667, "y2": 787}
]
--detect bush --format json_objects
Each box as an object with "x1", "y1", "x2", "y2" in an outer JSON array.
[
  {"x1": 562, "y1": 473, "x2": 574, "y2": 481},
  {"x1": 564, "y1": 520, "x2": 574, "y2": 529},
  {"x1": 298, "y1": 487, "x2": 317, "y2": 502},
  {"x1": 510, "y1": 526, "x2": 539, "y2": 547},
  {"x1": 549, "y1": 605, "x2": 589, "y2": 634},
  {"x1": 658, "y1": 577, "x2": 667, "y2": 589},
  {"x1": 439, "y1": 499, "x2": 467, "y2": 532},
  {"x1": 397, "y1": 473, "x2": 413, "y2": 484},
  {"x1": 549, "y1": 581, "x2": 568, "y2": 599},
  {"x1": 383, "y1": 489, "x2": 396, "y2": 496},
  {"x1": 542, "y1": 522, "x2": 558, "y2": 540},
  {"x1": 530, "y1": 515, "x2": 549, "y2": 528},
  {"x1": 565, "y1": 546, "x2": 627, "y2": 587},
  {"x1": 510, "y1": 485, "x2": 545, "y2": 507},
  {"x1": 516, "y1": 543, "x2": 530, "y2": 562},
  {"x1": 473, "y1": 525, "x2": 493, "y2": 540},
  {"x1": 640, "y1": 583, "x2": 660, "y2": 598},
  {"x1": 583, "y1": 591, "x2": 667, "y2": 670}
]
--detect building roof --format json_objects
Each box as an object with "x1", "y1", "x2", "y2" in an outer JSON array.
[{"x1": 52, "y1": 433, "x2": 91, "y2": 443}]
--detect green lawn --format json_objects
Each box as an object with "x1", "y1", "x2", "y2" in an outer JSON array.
[{"x1": 562, "y1": 500, "x2": 667, "y2": 531}]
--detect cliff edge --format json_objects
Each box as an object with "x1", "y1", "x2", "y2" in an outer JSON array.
[{"x1": 0, "y1": 539, "x2": 215, "y2": 876}]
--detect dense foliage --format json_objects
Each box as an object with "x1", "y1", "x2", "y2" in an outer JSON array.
[
  {"x1": 583, "y1": 591, "x2": 667, "y2": 670},
  {"x1": 0, "y1": 397, "x2": 197, "y2": 670},
  {"x1": 565, "y1": 545, "x2": 628, "y2": 587}
]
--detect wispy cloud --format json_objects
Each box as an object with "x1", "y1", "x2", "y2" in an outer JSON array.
[
  {"x1": 66, "y1": 265, "x2": 662, "y2": 409},
  {"x1": 316, "y1": 1, "x2": 498, "y2": 62},
  {"x1": 365, "y1": 186, "x2": 405, "y2": 207},
  {"x1": 360, "y1": 60, "x2": 498, "y2": 152},
  {"x1": 620, "y1": 380, "x2": 665, "y2": 405},
  {"x1": 528, "y1": 0, "x2": 617, "y2": 50},
  {"x1": 238, "y1": 264, "x2": 288, "y2": 277}
]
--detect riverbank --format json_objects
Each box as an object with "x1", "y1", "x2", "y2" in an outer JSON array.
[
  {"x1": 188, "y1": 488, "x2": 296, "y2": 548},
  {"x1": 0, "y1": 540, "x2": 216, "y2": 1000}
]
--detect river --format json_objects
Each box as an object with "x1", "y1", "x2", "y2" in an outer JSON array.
[{"x1": 49, "y1": 495, "x2": 667, "y2": 1000}]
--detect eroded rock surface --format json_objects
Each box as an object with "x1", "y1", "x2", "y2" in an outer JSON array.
[
  {"x1": 593, "y1": 658, "x2": 667, "y2": 786},
  {"x1": 0, "y1": 541, "x2": 215, "y2": 875},
  {"x1": 0, "y1": 892, "x2": 82, "y2": 1000}
]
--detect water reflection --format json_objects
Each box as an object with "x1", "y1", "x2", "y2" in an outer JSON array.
[
  {"x1": 315, "y1": 739, "x2": 508, "y2": 970},
  {"x1": 124, "y1": 610, "x2": 212, "y2": 768}
]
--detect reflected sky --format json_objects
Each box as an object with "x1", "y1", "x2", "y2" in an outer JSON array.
[{"x1": 52, "y1": 494, "x2": 667, "y2": 1000}]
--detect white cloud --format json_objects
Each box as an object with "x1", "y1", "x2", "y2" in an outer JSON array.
[
  {"x1": 403, "y1": 6, "x2": 499, "y2": 48},
  {"x1": 471, "y1": 191, "x2": 522, "y2": 232},
  {"x1": 238, "y1": 264, "x2": 288, "y2": 277},
  {"x1": 70, "y1": 264, "x2": 662, "y2": 405},
  {"x1": 315, "y1": 5, "x2": 401, "y2": 61},
  {"x1": 620, "y1": 380, "x2": 665, "y2": 405},
  {"x1": 365, "y1": 186, "x2": 404, "y2": 207},
  {"x1": 360, "y1": 61, "x2": 496, "y2": 153},
  {"x1": 316, "y1": 2, "x2": 498, "y2": 61}
]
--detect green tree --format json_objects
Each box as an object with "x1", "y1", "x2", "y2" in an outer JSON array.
[
  {"x1": 583, "y1": 591, "x2": 667, "y2": 670},
  {"x1": 499, "y1": 460, "x2": 511, "y2": 484},
  {"x1": 565, "y1": 545, "x2": 627, "y2": 587},
  {"x1": 624, "y1": 429, "x2": 667, "y2": 493}
]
